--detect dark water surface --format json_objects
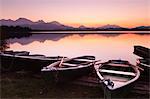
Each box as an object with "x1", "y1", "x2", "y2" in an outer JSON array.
[{"x1": 6, "y1": 33, "x2": 150, "y2": 65}]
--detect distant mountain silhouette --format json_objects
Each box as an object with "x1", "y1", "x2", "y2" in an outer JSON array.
[
  {"x1": 15, "y1": 18, "x2": 33, "y2": 25},
  {"x1": 78, "y1": 25, "x2": 94, "y2": 30},
  {"x1": 35, "y1": 20, "x2": 45, "y2": 24},
  {"x1": 0, "y1": 18, "x2": 74, "y2": 30},
  {"x1": 79, "y1": 25, "x2": 88, "y2": 29},
  {"x1": 0, "y1": 18, "x2": 33, "y2": 26},
  {"x1": 0, "y1": 18, "x2": 149, "y2": 31},
  {"x1": 132, "y1": 26, "x2": 150, "y2": 30},
  {"x1": 98, "y1": 24, "x2": 123, "y2": 29},
  {"x1": 0, "y1": 19, "x2": 14, "y2": 26}
]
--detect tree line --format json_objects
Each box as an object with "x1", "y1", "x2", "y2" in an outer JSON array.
[{"x1": 0, "y1": 26, "x2": 31, "y2": 40}]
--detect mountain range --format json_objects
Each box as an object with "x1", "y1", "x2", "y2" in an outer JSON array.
[{"x1": 0, "y1": 18, "x2": 150, "y2": 30}]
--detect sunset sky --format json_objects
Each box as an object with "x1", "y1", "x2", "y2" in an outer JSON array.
[{"x1": 1, "y1": 0, "x2": 149, "y2": 27}]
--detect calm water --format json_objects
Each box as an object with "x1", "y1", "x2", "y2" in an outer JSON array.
[{"x1": 6, "y1": 32, "x2": 150, "y2": 65}]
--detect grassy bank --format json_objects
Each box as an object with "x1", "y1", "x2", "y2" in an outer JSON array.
[
  {"x1": 1, "y1": 72, "x2": 103, "y2": 98},
  {"x1": 1, "y1": 72, "x2": 149, "y2": 98}
]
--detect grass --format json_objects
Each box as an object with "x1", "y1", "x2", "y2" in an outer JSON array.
[
  {"x1": 1, "y1": 72, "x2": 103, "y2": 98},
  {"x1": 1, "y1": 72, "x2": 149, "y2": 98}
]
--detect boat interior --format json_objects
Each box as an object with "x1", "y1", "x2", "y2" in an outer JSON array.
[
  {"x1": 99, "y1": 64, "x2": 137, "y2": 89},
  {"x1": 107, "y1": 60, "x2": 129, "y2": 65},
  {"x1": 55, "y1": 58, "x2": 93, "y2": 68},
  {"x1": 139, "y1": 59, "x2": 150, "y2": 65},
  {"x1": 101, "y1": 64, "x2": 135, "y2": 72}
]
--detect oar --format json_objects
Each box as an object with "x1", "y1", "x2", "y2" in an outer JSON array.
[
  {"x1": 95, "y1": 61, "x2": 104, "y2": 65},
  {"x1": 59, "y1": 57, "x2": 65, "y2": 67},
  {"x1": 76, "y1": 59, "x2": 101, "y2": 66},
  {"x1": 86, "y1": 60, "x2": 101, "y2": 65},
  {"x1": 92, "y1": 60, "x2": 101, "y2": 64}
]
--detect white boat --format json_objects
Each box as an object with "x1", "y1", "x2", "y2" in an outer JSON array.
[
  {"x1": 94, "y1": 60, "x2": 140, "y2": 97},
  {"x1": 41, "y1": 56, "x2": 96, "y2": 83}
]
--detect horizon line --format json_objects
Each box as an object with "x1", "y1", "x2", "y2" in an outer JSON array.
[{"x1": 1, "y1": 17, "x2": 150, "y2": 28}]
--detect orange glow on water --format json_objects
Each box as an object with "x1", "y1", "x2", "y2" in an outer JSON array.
[{"x1": 8, "y1": 33, "x2": 150, "y2": 65}]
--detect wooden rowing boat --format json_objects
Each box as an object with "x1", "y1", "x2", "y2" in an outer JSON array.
[
  {"x1": 0, "y1": 50, "x2": 66, "y2": 72},
  {"x1": 41, "y1": 56, "x2": 96, "y2": 83},
  {"x1": 134, "y1": 46, "x2": 150, "y2": 58},
  {"x1": 94, "y1": 60, "x2": 140, "y2": 98}
]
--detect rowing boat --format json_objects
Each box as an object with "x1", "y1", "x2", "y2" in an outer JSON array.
[
  {"x1": 0, "y1": 50, "x2": 66, "y2": 72},
  {"x1": 41, "y1": 56, "x2": 96, "y2": 83},
  {"x1": 94, "y1": 60, "x2": 140, "y2": 97}
]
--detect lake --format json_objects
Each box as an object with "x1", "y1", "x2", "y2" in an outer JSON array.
[{"x1": 6, "y1": 32, "x2": 150, "y2": 65}]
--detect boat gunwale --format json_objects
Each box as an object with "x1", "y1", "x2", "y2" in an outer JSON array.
[
  {"x1": 136, "y1": 59, "x2": 150, "y2": 68},
  {"x1": 42, "y1": 56, "x2": 95, "y2": 71},
  {"x1": 0, "y1": 53, "x2": 66, "y2": 61}
]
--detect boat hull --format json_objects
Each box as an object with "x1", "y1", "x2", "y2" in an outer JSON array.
[
  {"x1": 0, "y1": 55, "x2": 58, "y2": 72},
  {"x1": 136, "y1": 59, "x2": 150, "y2": 75},
  {"x1": 100, "y1": 79, "x2": 137, "y2": 98},
  {"x1": 42, "y1": 65, "x2": 93, "y2": 83},
  {"x1": 134, "y1": 46, "x2": 150, "y2": 58},
  {"x1": 137, "y1": 63, "x2": 150, "y2": 76}
]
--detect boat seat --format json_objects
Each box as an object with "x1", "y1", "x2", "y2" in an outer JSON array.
[
  {"x1": 99, "y1": 69, "x2": 136, "y2": 76},
  {"x1": 107, "y1": 63, "x2": 130, "y2": 67},
  {"x1": 74, "y1": 59, "x2": 93, "y2": 62}
]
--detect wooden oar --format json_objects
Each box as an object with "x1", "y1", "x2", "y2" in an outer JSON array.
[
  {"x1": 95, "y1": 61, "x2": 104, "y2": 65},
  {"x1": 84, "y1": 60, "x2": 101, "y2": 65},
  {"x1": 59, "y1": 57, "x2": 65, "y2": 67},
  {"x1": 76, "y1": 60, "x2": 101, "y2": 66},
  {"x1": 92, "y1": 60, "x2": 101, "y2": 64}
]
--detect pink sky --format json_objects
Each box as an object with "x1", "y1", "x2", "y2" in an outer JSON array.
[{"x1": 1, "y1": 0, "x2": 149, "y2": 27}]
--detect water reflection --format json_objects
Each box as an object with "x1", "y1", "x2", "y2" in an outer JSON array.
[
  {"x1": 8, "y1": 34, "x2": 122, "y2": 45},
  {"x1": 8, "y1": 33, "x2": 150, "y2": 64},
  {"x1": 8, "y1": 34, "x2": 68, "y2": 45}
]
